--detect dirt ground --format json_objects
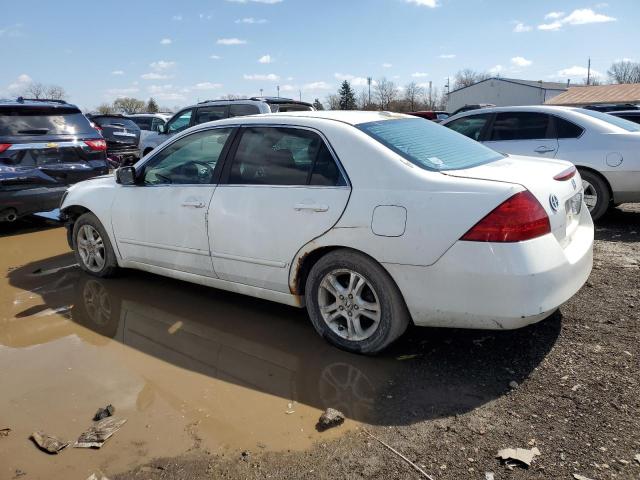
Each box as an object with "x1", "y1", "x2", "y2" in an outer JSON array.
[{"x1": 0, "y1": 205, "x2": 638, "y2": 480}]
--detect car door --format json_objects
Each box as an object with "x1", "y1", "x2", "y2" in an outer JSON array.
[
  {"x1": 483, "y1": 111, "x2": 558, "y2": 158},
  {"x1": 208, "y1": 125, "x2": 350, "y2": 293},
  {"x1": 553, "y1": 115, "x2": 585, "y2": 164},
  {"x1": 111, "y1": 127, "x2": 234, "y2": 276}
]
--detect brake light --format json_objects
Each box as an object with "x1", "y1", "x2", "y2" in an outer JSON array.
[
  {"x1": 90, "y1": 121, "x2": 102, "y2": 132},
  {"x1": 84, "y1": 139, "x2": 107, "y2": 151},
  {"x1": 553, "y1": 165, "x2": 576, "y2": 181},
  {"x1": 0, "y1": 143, "x2": 11, "y2": 154},
  {"x1": 460, "y1": 190, "x2": 551, "y2": 242}
]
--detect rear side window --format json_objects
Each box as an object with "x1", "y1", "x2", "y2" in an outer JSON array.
[
  {"x1": 195, "y1": 106, "x2": 228, "y2": 124},
  {"x1": 267, "y1": 103, "x2": 313, "y2": 113},
  {"x1": 490, "y1": 112, "x2": 552, "y2": 141},
  {"x1": 358, "y1": 118, "x2": 503, "y2": 171},
  {"x1": 131, "y1": 117, "x2": 152, "y2": 130},
  {"x1": 229, "y1": 104, "x2": 261, "y2": 117},
  {"x1": 92, "y1": 116, "x2": 139, "y2": 130},
  {"x1": 0, "y1": 107, "x2": 94, "y2": 136},
  {"x1": 555, "y1": 117, "x2": 584, "y2": 139},
  {"x1": 227, "y1": 127, "x2": 344, "y2": 186},
  {"x1": 445, "y1": 114, "x2": 491, "y2": 141}
]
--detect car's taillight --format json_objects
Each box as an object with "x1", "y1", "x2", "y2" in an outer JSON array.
[
  {"x1": 90, "y1": 121, "x2": 102, "y2": 132},
  {"x1": 0, "y1": 143, "x2": 11, "y2": 153},
  {"x1": 460, "y1": 190, "x2": 551, "y2": 242},
  {"x1": 553, "y1": 165, "x2": 576, "y2": 181},
  {"x1": 84, "y1": 139, "x2": 107, "y2": 151}
]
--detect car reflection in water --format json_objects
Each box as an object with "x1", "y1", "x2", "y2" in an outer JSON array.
[{"x1": 6, "y1": 253, "x2": 561, "y2": 427}]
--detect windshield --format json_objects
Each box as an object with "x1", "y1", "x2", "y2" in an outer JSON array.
[
  {"x1": 577, "y1": 108, "x2": 640, "y2": 132},
  {"x1": 0, "y1": 106, "x2": 94, "y2": 136},
  {"x1": 357, "y1": 118, "x2": 504, "y2": 171}
]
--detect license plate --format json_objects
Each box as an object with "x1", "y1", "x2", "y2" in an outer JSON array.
[
  {"x1": 565, "y1": 192, "x2": 582, "y2": 221},
  {"x1": 113, "y1": 131, "x2": 136, "y2": 137}
]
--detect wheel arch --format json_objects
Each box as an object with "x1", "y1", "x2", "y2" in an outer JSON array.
[
  {"x1": 576, "y1": 166, "x2": 613, "y2": 202},
  {"x1": 60, "y1": 205, "x2": 92, "y2": 248}
]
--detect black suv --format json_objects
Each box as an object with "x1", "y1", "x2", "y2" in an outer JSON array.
[
  {"x1": 86, "y1": 114, "x2": 141, "y2": 167},
  {"x1": 0, "y1": 98, "x2": 109, "y2": 222}
]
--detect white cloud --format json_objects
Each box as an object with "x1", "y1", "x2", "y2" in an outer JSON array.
[
  {"x1": 489, "y1": 64, "x2": 504, "y2": 74},
  {"x1": 193, "y1": 82, "x2": 223, "y2": 90},
  {"x1": 8, "y1": 73, "x2": 33, "y2": 92},
  {"x1": 148, "y1": 84, "x2": 174, "y2": 94},
  {"x1": 141, "y1": 72, "x2": 172, "y2": 80},
  {"x1": 172, "y1": 14, "x2": 183, "y2": 21},
  {"x1": 111, "y1": 70, "x2": 124, "y2": 76},
  {"x1": 210, "y1": 55, "x2": 221, "y2": 60},
  {"x1": 411, "y1": 72, "x2": 428, "y2": 78},
  {"x1": 511, "y1": 56, "x2": 532, "y2": 67},
  {"x1": 106, "y1": 87, "x2": 140, "y2": 98},
  {"x1": 199, "y1": 13, "x2": 213, "y2": 20},
  {"x1": 217, "y1": 38, "x2": 247, "y2": 45},
  {"x1": 438, "y1": 53, "x2": 456, "y2": 58},
  {"x1": 0, "y1": 23, "x2": 24, "y2": 38},
  {"x1": 244, "y1": 73, "x2": 280, "y2": 81},
  {"x1": 538, "y1": 8, "x2": 615, "y2": 30},
  {"x1": 150, "y1": 60, "x2": 176, "y2": 70},
  {"x1": 258, "y1": 54, "x2": 272, "y2": 64},
  {"x1": 557, "y1": 65, "x2": 603, "y2": 78},
  {"x1": 226, "y1": 0, "x2": 282, "y2": 3},
  {"x1": 382, "y1": 63, "x2": 392, "y2": 68},
  {"x1": 303, "y1": 81, "x2": 331, "y2": 90},
  {"x1": 513, "y1": 22, "x2": 532, "y2": 32},
  {"x1": 405, "y1": 0, "x2": 438, "y2": 7},
  {"x1": 333, "y1": 73, "x2": 371, "y2": 87},
  {"x1": 235, "y1": 17, "x2": 268, "y2": 24},
  {"x1": 545, "y1": 11, "x2": 565, "y2": 19},
  {"x1": 160, "y1": 38, "x2": 172, "y2": 45}
]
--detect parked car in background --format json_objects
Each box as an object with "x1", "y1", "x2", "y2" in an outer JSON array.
[
  {"x1": 61, "y1": 111, "x2": 592, "y2": 354},
  {"x1": 449, "y1": 103, "x2": 496, "y2": 117},
  {"x1": 582, "y1": 104, "x2": 639, "y2": 113},
  {"x1": 407, "y1": 111, "x2": 450, "y2": 122},
  {"x1": 127, "y1": 113, "x2": 172, "y2": 133},
  {"x1": 608, "y1": 110, "x2": 640, "y2": 125},
  {"x1": 0, "y1": 98, "x2": 108, "y2": 222},
  {"x1": 139, "y1": 97, "x2": 314, "y2": 156},
  {"x1": 86, "y1": 114, "x2": 141, "y2": 167},
  {"x1": 442, "y1": 105, "x2": 640, "y2": 220}
]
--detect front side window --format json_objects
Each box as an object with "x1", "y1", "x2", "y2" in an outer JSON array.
[
  {"x1": 489, "y1": 112, "x2": 552, "y2": 141},
  {"x1": 142, "y1": 128, "x2": 232, "y2": 185},
  {"x1": 195, "y1": 106, "x2": 228, "y2": 124},
  {"x1": 445, "y1": 114, "x2": 491, "y2": 141},
  {"x1": 358, "y1": 118, "x2": 503, "y2": 171},
  {"x1": 166, "y1": 109, "x2": 193, "y2": 134},
  {"x1": 227, "y1": 127, "x2": 344, "y2": 186}
]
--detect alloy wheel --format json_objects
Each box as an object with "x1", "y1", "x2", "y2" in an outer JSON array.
[
  {"x1": 582, "y1": 179, "x2": 598, "y2": 212},
  {"x1": 77, "y1": 225, "x2": 106, "y2": 273}
]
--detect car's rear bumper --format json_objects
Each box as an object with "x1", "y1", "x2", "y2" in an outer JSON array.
[
  {"x1": 384, "y1": 209, "x2": 594, "y2": 330},
  {"x1": 0, "y1": 185, "x2": 67, "y2": 218}
]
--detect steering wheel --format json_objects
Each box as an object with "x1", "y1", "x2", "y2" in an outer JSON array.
[{"x1": 183, "y1": 161, "x2": 213, "y2": 183}]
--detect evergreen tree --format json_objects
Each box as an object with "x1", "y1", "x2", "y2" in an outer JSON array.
[
  {"x1": 338, "y1": 81, "x2": 357, "y2": 110},
  {"x1": 146, "y1": 97, "x2": 159, "y2": 113},
  {"x1": 312, "y1": 98, "x2": 324, "y2": 110}
]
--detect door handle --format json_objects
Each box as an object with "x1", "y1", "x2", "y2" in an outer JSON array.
[
  {"x1": 534, "y1": 146, "x2": 556, "y2": 153},
  {"x1": 294, "y1": 203, "x2": 329, "y2": 212},
  {"x1": 181, "y1": 201, "x2": 206, "y2": 208}
]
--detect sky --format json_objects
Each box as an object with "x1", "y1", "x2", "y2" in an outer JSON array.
[{"x1": 0, "y1": 0, "x2": 638, "y2": 111}]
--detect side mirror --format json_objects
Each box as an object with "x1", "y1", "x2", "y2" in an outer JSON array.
[
  {"x1": 115, "y1": 166, "x2": 136, "y2": 185},
  {"x1": 157, "y1": 124, "x2": 167, "y2": 134}
]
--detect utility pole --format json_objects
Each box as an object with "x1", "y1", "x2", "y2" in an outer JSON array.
[
  {"x1": 587, "y1": 57, "x2": 591, "y2": 86},
  {"x1": 445, "y1": 77, "x2": 450, "y2": 95},
  {"x1": 428, "y1": 81, "x2": 433, "y2": 109},
  {"x1": 299, "y1": 90, "x2": 302, "y2": 101},
  {"x1": 367, "y1": 77, "x2": 372, "y2": 106},
  {"x1": 260, "y1": 88, "x2": 263, "y2": 97},
  {"x1": 276, "y1": 85, "x2": 280, "y2": 98}
]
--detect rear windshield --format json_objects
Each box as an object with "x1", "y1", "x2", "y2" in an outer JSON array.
[
  {"x1": 91, "y1": 116, "x2": 140, "y2": 130},
  {"x1": 0, "y1": 106, "x2": 94, "y2": 136},
  {"x1": 357, "y1": 118, "x2": 504, "y2": 171},
  {"x1": 268, "y1": 103, "x2": 314, "y2": 113},
  {"x1": 577, "y1": 109, "x2": 640, "y2": 132}
]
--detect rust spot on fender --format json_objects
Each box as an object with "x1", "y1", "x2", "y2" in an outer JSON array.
[{"x1": 290, "y1": 249, "x2": 312, "y2": 295}]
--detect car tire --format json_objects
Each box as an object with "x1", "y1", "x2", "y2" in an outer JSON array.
[
  {"x1": 72, "y1": 212, "x2": 119, "y2": 278},
  {"x1": 305, "y1": 249, "x2": 410, "y2": 354},
  {"x1": 579, "y1": 169, "x2": 610, "y2": 222}
]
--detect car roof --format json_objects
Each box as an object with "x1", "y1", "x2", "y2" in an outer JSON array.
[
  {"x1": 231, "y1": 110, "x2": 410, "y2": 126},
  {"x1": 0, "y1": 98, "x2": 79, "y2": 109},
  {"x1": 444, "y1": 105, "x2": 583, "y2": 121},
  {"x1": 127, "y1": 113, "x2": 172, "y2": 117},
  {"x1": 609, "y1": 110, "x2": 640, "y2": 115}
]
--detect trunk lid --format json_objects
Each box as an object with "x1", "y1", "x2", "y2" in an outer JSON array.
[
  {"x1": 90, "y1": 116, "x2": 141, "y2": 152},
  {"x1": 445, "y1": 155, "x2": 584, "y2": 246}
]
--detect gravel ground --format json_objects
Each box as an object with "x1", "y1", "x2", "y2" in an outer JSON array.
[{"x1": 107, "y1": 204, "x2": 637, "y2": 480}]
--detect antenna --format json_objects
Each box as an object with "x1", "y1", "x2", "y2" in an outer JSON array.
[
  {"x1": 367, "y1": 77, "x2": 372, "y2": 106},
  {"x1": 276, "y1": 85, "x2": 280, "y2": 98},
  {"x1": 587, "y1": 57, "x2": 591, "y2": 86}
]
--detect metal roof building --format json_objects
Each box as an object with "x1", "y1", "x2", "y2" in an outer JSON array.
[
  {"x1": 545, "y1": 83, "x2": 640, "y2": 106},
  {"x1": 446, "y1": 77, "x2": 568, "y2": 113}
]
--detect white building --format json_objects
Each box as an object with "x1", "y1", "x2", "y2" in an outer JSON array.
[{"x1": 447, "y1": 77, "x2": 568, "y2": 114}]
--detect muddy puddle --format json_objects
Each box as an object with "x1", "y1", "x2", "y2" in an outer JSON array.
[{"x1": 0, "y1": 219, "x2": 558, "y2": 479}]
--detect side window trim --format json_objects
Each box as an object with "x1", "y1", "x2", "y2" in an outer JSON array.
[
  {"x1": 135, "y1": 126, "x2": 239, "y2": 186},
  {"x1": 218, "y1": 124, "x2": 350, "y2": 188}
]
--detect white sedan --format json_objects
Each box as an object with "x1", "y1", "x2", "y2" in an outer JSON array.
[
  {"x1": 61, "y1": 111, "x2": 593, "y2": 354},
  {"x1": 442, "y1": 105, "x2": 640, "y2": 220}
]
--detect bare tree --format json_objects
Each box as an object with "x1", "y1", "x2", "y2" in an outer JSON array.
[
  {"x1": 356, "y1": 90, "x2": 369, "y2": 110},
  {"x1": 113, "y1": 97, "x2": 146, "y2": 114},
  {"x1": 582, "y1": 76, "x2": 603, "y2": 86},
  {"x1": 325, "y1": 94, "x2": 340, "y2": 110},
  {"x1": 375, "y1": 77, "x2": 399, "y2": 110},
  {"x1": 45, "y1": 85, "x2": 67, "y2": 100},
  {"x1": 22, "y1": 82, "x2": 46, "y2": 99},
  {"x1": 607, "y1": 61, "x2": 640, "y2": 84},
  {"x1": 452, "y1": 69, "x2": 491, "y2": 91},
  {"x1": 96, "y1": 103, "x2": 116, "y2": 114},
  {"x1": 219, "y1": 94, "x2": 244, "y2": 100},
  {"x1": 404, "y1": 82, "x2": 424, "y2": 112}
]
